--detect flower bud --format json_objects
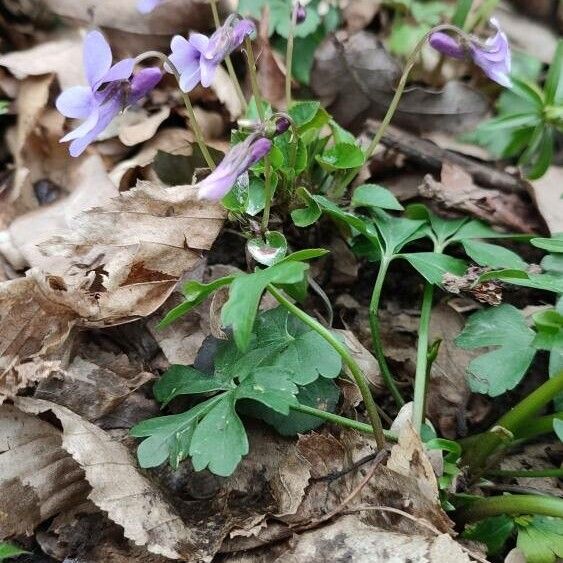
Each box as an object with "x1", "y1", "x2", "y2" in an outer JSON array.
[{"x1": 294, "y1": 2, "x2": 307, "y2": 24}]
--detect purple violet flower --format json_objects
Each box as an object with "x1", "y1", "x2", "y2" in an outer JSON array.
[
  {"x1": 168, "y1": 16, "x2": 256, "y2": 92},
  {"x1": 294, "y1": 2, "x2": 307, "y2": 24},
  {"x1": 195, "y1": 135, "x2": 272, "y2": 201},
  {"x1": 429, "y1": 18, "x2": 512, "y2": 88},
  {"x1": 56, "y1": 31, "x2": 162, "y2": 157},
  {"x1": 137, "y1": 0, "x2": 163, "y2": 13}
]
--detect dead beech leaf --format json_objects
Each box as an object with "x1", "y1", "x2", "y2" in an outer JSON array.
[
  {"x1": 420, "y1": 162, "x2": 543, "y2": 233},
  {"x1": 15, "y1": 397, "x2": 202, "y2": 560},
  {"x1": 0, "y1": 33, "x2": 84, "y2": 90},
  {"x1": 388, "y1": 423, "x2": 439, "y2": 502},
  {"x1": 334, "y1": 329, "x2": 385, "y2": 394},
  {"x1": 528, "y1": 166, "x2": 563, "y2": 234},
  {"x1": 275, "y1": 515, "x2": 471, "y2": 562},
  {"x1": 0, "y1": 164, "x2": 224, "y2": 399},
  {"x1": 342, "y1": 0, "x2": 380, "y2": 32},
  {"x1": 426, "y1": 303, "x2": 481, "y2": 439},
  {"x1": 0, "y1": 404, "x2": 89, "y2": 538},
  {"x1": 311, "y1": 31, "x2": 488, "y2": 131},
  {"x1": 43, "y1": 0, "x2": 211, "y2": 37},
  {"x1": 118, "y1": 107, "x2": 171, "y2": 147},
  {"x1": 212, "y1": 65, "x2": 243, "y2": 120}
]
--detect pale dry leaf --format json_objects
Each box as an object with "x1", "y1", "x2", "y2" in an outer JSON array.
[
  {"x1": 342, "y1": 0, "x2": 380, "y2": 32},
  {"x1": 0, "y1": 404, "x2": 89, "y2": 538},
  {"x1": 276, "y1": 515, "x2": 471, "y2": 562},
  {"x1": 0, "y1": 33, "x2": 84, "y2": 90},
  {"x1": 212, "y1": 65, "x2": 243, "y2": 120},
  {"x1": 15, "y1": 397, "x2": 203, "y2": 560},
  {"x1": 528, "y1": 166, "x2": 563, "y2": 234},
  {"x1": 44, "y1": 0, "x2": 211, "y2": 36},
  {"x1": 334, "y1": 329, "x2": 385, "y2": 394},
  {"x1": 388, "y1": 423, "x2": 439, "y2": 502},
  {"x1": 118, "y1": 107, "x2": 171, "y2": 147}
]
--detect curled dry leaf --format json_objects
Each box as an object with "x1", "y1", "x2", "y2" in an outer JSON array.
[
  {"x1": 311, "y1": 31, "x2": 488, "y2": 131},
  {"x1": 0, "y1": 157, "x2": 224, "y2": 399},
  {"x1": 118, "y1": 107, "x2": 171, "y2": 148},
  {"x1": 0, "y1": 33, "x2": 84, "y2": 90},
  {"x1": 14, "y1": 397, "x2": 203, "y2": 560},
  {"x1": 275, "y1": 515, "x2": 471, "y2": 562},
  {"x1": 0, "y1": 403, "x2": 89, "y2": 538},
  {"x1": 420, "y1": 162, "x2": 544, "y2": 233}
]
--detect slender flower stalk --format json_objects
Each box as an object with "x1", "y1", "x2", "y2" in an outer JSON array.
[
  {"x1": 369, "y1": 257, "x2": 405, "y2": 407},
  {"x1": 135, "y1": 51, "x2": 215, "y2": 169},
  {"x1": 456, "y1": 494, "x2": 563, "y2": 524},
  {"x1": 268, "y1": 285, "x2": 387, "y2": 449},
  {"x1": 411, "y1": 283, "x2": 434, "y2": 432},
  {"x1": 337, "y1": 21, "x2": 512, "y2": 193},
  {"x1": 485, "y1": 468, "x2": 563, "y2": 479},
  {"x1": 209, "y1": 0, "x2": 248, "y2": 113},
  {"x1": 244, "y1": 36, "x2": 275, "y2": 230},
  {"x1": 285, "y1": 3, "x2": 299, "y2": 108}
]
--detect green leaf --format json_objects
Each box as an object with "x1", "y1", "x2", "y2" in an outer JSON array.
[
  {"x1": 449, "y1": 219, "x2": 521, "y2": 243},
  {"x1": 316, "y1": 143, "x2": 366, "y2": 171},
  {"x1": 189, "y1": 393, "x2": 248, "y2": 477},
  {"x1": 388, "y1": 21, "x2": 429, "y2": 56},
  {"x1": 255, "y1": 307, "x2": 342, "y2": 385},
  {"x1": 158, "y1": 275, "x2": 237, "y2": 327},
  {"x1": 154, "y1": 365, "x2": 232, "y2": 406},
  {"x1": 531, "y1": 237, "x2": 563, "y2": 253},
  {"x1": 545, "y1": 40, "x2": 563, "y2": 105},
  {"x1": 288, "y1": 101, "x2": 329, "y2": 132},
  {"x1": 532, "y1": 309, "x2": 563, "y2": 351},
  {"x1": 131, "y1": 395, "x2": 224, "y2": 468},
  {"x1": 462, "y1": 240, "x2": 528, "y2": 269},
  {"x1": 516, "y1": 516, "x2": 563, "y2": 563},
  {"x1": 235, "y1": 367, "x2": 298, "y2": 414},
  {"x1": 462, "y1": 515, "x2": 514, "y2": 555},
  {"x1": 520, "y1": 125, "x2": 554, "y2": 180},
  {"x1": 405, "y1": 203, "x2": 467, "y2": 245},
  {"x1": 222, "y1": 261, "x2": 309, "y2": 351},
  {"x1": 352, "y1": 184, "x2": 404, "y2": 211},
  {"x1": 480, "y1": 270, "x2": 563, "y2": 294},
  {"x1": 455, "y1": 304, "x2": 536, "y2": 396},
  {"x1": 0, "y1": 542, "x2": 29, "y2": 560},
  {"x1": 451, "y1": 0, "x2": 472, "y2": 27},
  {"x1": 329, "y1": 120, "x2": 357, "y2": 145},
  {"x1": 247, "y1": 231, "x2": 288, "y2": 266},
  {"x1": 291, "y1": 186, "x2": 322, "y2": 227},
  {"x1": 375, "y1": 212, "x2": 426, "y2": 255},
  {"x1": 243, "y1": 378, "x2": 340, "y2": 436},
  {"x1": 554, "y1": 418, "x2": 563, "y2": 441},
  {"x1": 401, "y1": 253, "x2": 467, "y2": 285}
]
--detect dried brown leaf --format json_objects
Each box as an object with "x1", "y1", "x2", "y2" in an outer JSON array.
[
  {"x1": 528, "y1": 166, "x2": 563, "y2": 234},
  {"x1": 15, "y1": 397, "x2": 203, "y2": 560},
  {"x1": 311, "y1": 31, "x2": 488, "y2": 131},
  {"x1": 0, "y1": 404, "x2": 89, "y2": 538}
]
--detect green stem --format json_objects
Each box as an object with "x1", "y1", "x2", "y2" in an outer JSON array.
[
  {"x1": 290, "y1": 402, "x2": 397, "y2": 441},
  {"x1": 412, "y1": 283, "x2": 434, "y2": 432},
  {"x1": 244, "y1": 36, "x2": 274, "y2": 231},
  {"x1": 285, "y1": 4, "x2": 298, "y2": 108},
  {"x1": 369, "y1": 257, "x2": 405, "y2": 407},
  {"x1": 464, "y1": 0, "x2": 499, "y2": 32},
  {"x1": 514, "y1": 412, "x2": 563, "y2": 441},
  {"x1": 464, "y1": 372, "x2": 563, "y2": 475},
  {"x1": 268, "y1": 285, "x2": 386, "y2": 449},
  {"x1": 209, "y1": 0, "x2": 248, "y2": 113},
  {"x1": 456, "y1": 494, "x2": 563, "y2": 524},
  {"x1": 338, "y1": 24, "x2": 459, "y2": 193},
  {"x1": 135, "y1": 51, "x2": 215, "y2": 169},
  {"x1": 261, "y1": 156, "x2": 273, "y2": 231},
  {"x1": 486, "y1": 468, "x2": 563, "y2": 479},
  {"x1": 244, "y1": 36, "x2": 265, "y2": 121}
]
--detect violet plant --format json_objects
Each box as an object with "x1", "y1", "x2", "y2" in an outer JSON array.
[{"x1": 55, "y1": 2, "x2": 563, "y2": 558}]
